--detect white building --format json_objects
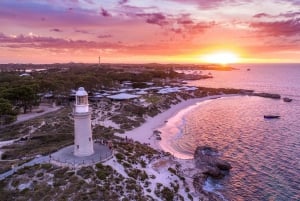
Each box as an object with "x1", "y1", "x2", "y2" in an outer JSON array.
[{"x1": 73, "y1": 87, "x2": 94, "y2": 157}]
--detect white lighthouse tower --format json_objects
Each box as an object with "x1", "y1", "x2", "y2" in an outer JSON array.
[{"x1": 73, "y1": 87, "x2": 94, "y2": 157}]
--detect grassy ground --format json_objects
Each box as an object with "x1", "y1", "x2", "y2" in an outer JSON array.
[{"x1": 0, "y1": 108, "x2": 74, "y2": 161}]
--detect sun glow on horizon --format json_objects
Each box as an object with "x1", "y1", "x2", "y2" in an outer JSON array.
[{"x1": 201, "y1": 51, "x2": 240, "y2": 65}]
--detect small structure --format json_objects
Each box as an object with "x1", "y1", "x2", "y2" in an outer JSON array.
[
  {"x1": 73, "y1": 87, "x2": 94, "y2": 157},
  {"x1": 121, "y1": 81, "x2": 133, "y2": 89},
  {"x1": 107, "y1": 93, "x2": 140, "y2": 100}
]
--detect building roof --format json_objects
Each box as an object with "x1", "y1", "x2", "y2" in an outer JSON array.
[
  {"x1": 136, "y1": 90, "x2": 148, "y2": 95},
  {"x1": 107, "y1": 93, "x2": 140, "y2": 100},
  {"x1": 157, "y1": 86, "x2": 198, "y2": 94}
]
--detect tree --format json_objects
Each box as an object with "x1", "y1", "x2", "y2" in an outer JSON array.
[
  {"x1": 3, "y1": 85, "x2": 38, "y2": 114},
  {"x1": 0, "y1": 98, "x2": 17, "y2": 125}
]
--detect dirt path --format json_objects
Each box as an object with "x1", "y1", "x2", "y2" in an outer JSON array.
[{"x1": 15, "y1": 105, "x2": 62, "y2": 124}]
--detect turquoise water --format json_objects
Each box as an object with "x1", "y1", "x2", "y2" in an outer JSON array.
[{"x1": 164, "y1": 64, "x2": 300, "y2": 200}]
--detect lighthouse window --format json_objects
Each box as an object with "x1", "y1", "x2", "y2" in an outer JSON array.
[
  {"x1": 77, "y1": 96, "x2": 87, "y2": 105},
  {"x1": 89, "y1": 137, "x2": 91, "y2": 142},
  {"x1": 77, "y1": 145, "x2": 79, "y2": 149}
]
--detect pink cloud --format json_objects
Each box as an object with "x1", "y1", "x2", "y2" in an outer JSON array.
[
  {"x1": 0, "y1": 32, "x2": 196, "y2": 56},
  {"x1": 0, "y1": 32, "x2": 120, "y2": 49},
  {"x1": 253, "y1": 11, "x2": 300, "y2": 18},
  {"x1": 250, "y1": 18, "x2": 300, "y2": 36},
  {"x1": 74, "y1": 29, "x2": 93, "y2": 34},
  {"x1": 83, "y1": 0, "x2": 94, "y2": 4},
  {"x1": 279, "y1": 11, "x2": 300, "y2": 18},
  {"x1": 100, "y1": 8, "x2": 112, "y2": 17},
  {"x1": 98, "y1": 34, "x2": 113, "y2": 39},
  {"x1": 253, "y1": 13, "x2": 272, "y2": 18},
  {"x1": 50, "y1": 28, "x2": 63, "y2": 32},
  {"x1": 119, "y1": 0, "x2": 129, "y2": 5},
  {"x1": 136, "y1": 13, "x2": 169, "y2": 26},
  {"x1": 167, "y1": 0, "x2": 253, "y2": 9}
]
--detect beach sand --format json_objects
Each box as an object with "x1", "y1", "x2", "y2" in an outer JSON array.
[{"x1": 117, "y1": 94, "x2": 238, "y2": 152}]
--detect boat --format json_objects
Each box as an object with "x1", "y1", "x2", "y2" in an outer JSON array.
[
  {"x1": 264, "y1": 115, "x2": 280, "y2": 119},
  {"x1": 247, "y1": 68, "x2": 251, "y2": 71},
  {"x1": 283, "y1": 97, "x2": 292, "y2": 102}
]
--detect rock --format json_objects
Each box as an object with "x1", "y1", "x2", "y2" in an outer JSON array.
[
  {"x1": 252, "y1": 92, "x2": 281, "y2": 99},
  {"x1": 283, "y1": 97, "x2": 292, "y2": 102},
  {"x1": 215, "y1": 159, "x2": 232, "y2": 171},
  {"x1": 203, "y1": 166, "x2": 224, "y2": 179},
  {"x1": 194, "y1": 145, "x2": 231, "y2": 177},
  {"x1": 194, "y1": 146, "x2": 219, "y2": 168},
  {"x1": 195, "y1": 146, "x2": 218, "y2": 156}
]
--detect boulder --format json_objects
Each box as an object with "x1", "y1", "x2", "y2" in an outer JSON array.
[
  {"x1": 194, "y1": 146, "x2": 219, "y2": 168},
  {"x1": 194, "y1": 146, "x2": 231, "y2": 177},
  {"x1": 203, "y1": 166, "x2": 224, "y2": 179},
  {"x1": 215, "y1": 159, "x2": 232, "y2": 171}
]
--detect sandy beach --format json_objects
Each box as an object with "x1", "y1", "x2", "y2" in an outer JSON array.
[{"x1": 117, "y1": 94, "x2": 239, "y2": 153}]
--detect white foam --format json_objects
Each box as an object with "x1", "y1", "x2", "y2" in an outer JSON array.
[
  {"x1": 159, "y1": 100, "x2": 213, "y2": 159},
  {"x1": 203, "y1": 178, "x2": 228, "y2": 201}
]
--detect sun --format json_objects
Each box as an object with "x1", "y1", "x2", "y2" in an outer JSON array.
[{"x1": 201, "y1": 51, "x2": 239, "y2": 65}]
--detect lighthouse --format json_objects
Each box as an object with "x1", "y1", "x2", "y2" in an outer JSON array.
[{"x1": 73, "y1": 87, "x2": 94, "y2": 157}]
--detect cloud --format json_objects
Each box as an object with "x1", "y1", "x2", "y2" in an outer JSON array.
[
  {"x1": 253, "y1": 13, "x2": 272, "y2": 18},
  {"x1": 279, "y1": 11, "x2": 300, "y2": 18},
  {"x1": 136, "y1": 13, "x2": 168, "y2": 26},
  {"x1": 50, "y1": 28, "x2": 63, "y2": 32},
  {"x1": 100, "y1": 8, "x2": 112, "y2": 17},
  {"x1": 98, "y1": 34, "x2": 113, "y2": 39},
  {"x1": 0, "y1": 32, "x2": 191, "y2": 56},
  {"x1": 68, "y1": 0, "x2": 79, "y2": 3},
  {"x1": 250, "y1": 18, "x2": 300, "y2": 37},
  {"x1": 286, "y1": 0, "x2": 300, "y2": 5},
  {"x1": 119, "y1": 0, "x2": 129, "y2": 5},
  {"x1": 189, "y1": 22, "x2": 216, "y2": 33},
  {"x1": 253, "y1": 11, "x2": 300, "y2": 18},
  {"x1": 0, "y1": 32, "x2": 121, "y2": 50},
  {"x1": 172, "y1": 14, "x2": 215, "y2": 35},
  {"x1": 74, "y1": 29, "x2": 93, "y2": 34},
  {"x1": 83, "y1": 0, "x2": 94, "y2": 4},
  {"x1": 170, "y1": 28, "x2": 182, "y2": 34},
  {"x1": 167, "y1": 0, "x2": 252, "y2": 9}
]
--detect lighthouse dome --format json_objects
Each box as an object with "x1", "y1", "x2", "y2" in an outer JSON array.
[{"x1": 76, "y1": 87, "x2": 88, "y2": 96}]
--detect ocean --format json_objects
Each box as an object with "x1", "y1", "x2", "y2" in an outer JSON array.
[{"x1": 159, "y1": 64, "x2": 300, "y2": 201}]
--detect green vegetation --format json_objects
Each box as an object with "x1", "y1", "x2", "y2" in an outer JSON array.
[
  {"x1": 0, "y1": 108, "x2": 73, "y2": 162},
  {"x1": 0, "y1": 98, "x2": 17, "y2": 125},
  {"x1": 0, "y1": 64, "x2": 180, "y2": 125}
]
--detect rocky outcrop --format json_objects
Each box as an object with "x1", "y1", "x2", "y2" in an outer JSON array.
[
  {"x1": 193, "y1": 146, "x2": 232, "y2": 198},
  {"x1": 194, "y1": 146, "x2": 231, "y2": 179},
  {"x1": 252, "y1": 92, "x2": 281, "y2": 99}
]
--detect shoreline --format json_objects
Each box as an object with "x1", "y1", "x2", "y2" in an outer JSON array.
[{"x1": 117, "y1": 94, "x2": 239, "y2": 156}]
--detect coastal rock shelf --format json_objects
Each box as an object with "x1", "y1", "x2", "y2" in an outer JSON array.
[
  {"x1": 192, "y1": 146, "x2": 232, "y2": 200},
  {"x1": 191, "y1": 146, "x2": 232, "y2": 201},
  {"x1": 252, "y1": 92, "x2": 281, "y2": 99},
  {"x1": 194, "y1": 146, "x2": 232, "y2": 179}
]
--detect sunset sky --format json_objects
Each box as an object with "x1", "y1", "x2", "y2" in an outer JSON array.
[{"x1": 0, "y1": 0, "x2": 300, "y2": 64}]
